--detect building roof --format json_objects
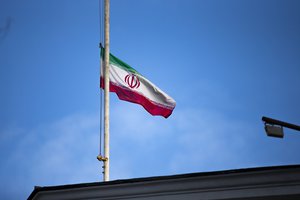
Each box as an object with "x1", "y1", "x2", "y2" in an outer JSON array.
[{"x1": 28, "y1": 164, "x2": 300, "y2": 200}]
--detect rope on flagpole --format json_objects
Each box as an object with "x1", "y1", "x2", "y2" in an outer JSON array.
[
  {"x1": 97, "y1": 0, "x2": 107, "y2": 174},
  {"x1": 99, "y1": 0, "x2": 104, "y2": 158}
]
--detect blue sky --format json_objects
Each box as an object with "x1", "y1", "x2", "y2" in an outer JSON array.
[{"x1": 1, "y1": 0, "x2": 300, "y2": 199}]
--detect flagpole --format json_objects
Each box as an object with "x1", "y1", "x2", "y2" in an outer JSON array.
[{"x1": 103, "y1": 0, "x2": 110, "y2": 182}]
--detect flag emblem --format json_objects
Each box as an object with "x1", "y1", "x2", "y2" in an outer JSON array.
[{"x1": 125, "y1": 74, "x2": 140, "y2": 89}]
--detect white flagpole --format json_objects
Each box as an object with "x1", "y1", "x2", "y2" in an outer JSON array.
[{"x1": 103, "y1": 0, "x2": 110, "y2": 182}]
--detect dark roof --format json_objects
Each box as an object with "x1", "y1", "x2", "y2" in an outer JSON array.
[{"x1": 28, "y1": 164, "x2": 300, "y2": 200}]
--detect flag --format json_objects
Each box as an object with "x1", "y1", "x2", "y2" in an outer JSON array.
[{"x1": 100, "y1": 47, "x2": 176, "y2": 118}]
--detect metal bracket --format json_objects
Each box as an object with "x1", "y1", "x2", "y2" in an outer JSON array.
[{"x1": 97, "y1": 155, "x2": 108, "y2": 162}]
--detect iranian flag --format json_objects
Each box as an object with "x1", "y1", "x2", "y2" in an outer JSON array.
[{"x1": 100, "y1": 47, "x2": 176, "y2": 118}]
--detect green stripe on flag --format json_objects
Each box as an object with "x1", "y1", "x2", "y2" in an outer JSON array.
[{"x1": 101, "y1": 47, "x2": 140, "y2": 75}]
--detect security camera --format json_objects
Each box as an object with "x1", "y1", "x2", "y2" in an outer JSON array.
[{"x1": 264, "y1": 124, "x2": 284, "y2": 138}]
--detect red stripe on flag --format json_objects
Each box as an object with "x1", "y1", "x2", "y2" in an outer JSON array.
[{"x1": 100, "y1": 77, "x2": 174, "y2": 118}]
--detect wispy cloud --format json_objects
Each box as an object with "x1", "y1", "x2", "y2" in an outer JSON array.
[
  {"x1": 0, "y1": 17, "x2": 12, "y2": 42},
  {"x1": 0, "y1": 105, "x2": 175, "y2": 199},
  {"x1": 0, "y1": 103, "x2": 298, "y2": 199},
  {"x1": 1, "y1": 109, "x2": 168, "y2": 199},
  {"x1": 0, "y1": 113, "x2": 103, "y2": 199},
  {"x1": 108, "y1": 100, "x2": 256, "y2": 178},
  {"x1": 169, "y1": 108, "x2": 255, "y2": 173}
]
